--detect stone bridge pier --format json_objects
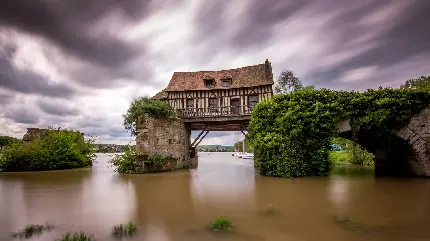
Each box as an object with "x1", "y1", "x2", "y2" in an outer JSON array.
[
  {"x1": 135, "y1": 115, "x2": 197, "y2": 173},
  {"x1": 338, "y1": 105, "x2": 430, "y2": 177}
]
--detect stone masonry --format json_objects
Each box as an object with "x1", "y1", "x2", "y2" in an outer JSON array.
[
  {"x1": 395, "y1": 105, "x2": 430, "y2": 176},
  {"x1": 135, "y1": 115, "x2": 197, "y2": 173},
  {"x1": 336, "y1": 105, "x2": 430, "y2": 177}
]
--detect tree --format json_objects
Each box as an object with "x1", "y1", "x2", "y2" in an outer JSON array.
[
  {"x1": 123, "y1": 97, "x2": 175, "y2": 136},
  {"x1": 400, "y1": 76, "x2": 430, "y2": 91},
  {"x1": 0, "y1": 136, "x2": 19, "y2": 148},
  {"x1": 274, "y1": 70, "x2": 303, "y2": 94}
]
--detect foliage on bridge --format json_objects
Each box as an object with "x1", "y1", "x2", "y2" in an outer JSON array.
[
  {"x1": 248, "y1": 88, "x2": 430, "y2": 178},
  {"x1": 124, "y1": 97, "x2": 175, "y2": 136},
  {"x1": 0, "y1": 128, "x2": 95, "y2": 172}
]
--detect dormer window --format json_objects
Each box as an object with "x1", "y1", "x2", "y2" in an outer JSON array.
[
  {"x1": 203, "y1": 75, "x2": 215, "y2": 88},
  {"x1": 222, "y1": 78, "x2": 232, "y2": 87}
]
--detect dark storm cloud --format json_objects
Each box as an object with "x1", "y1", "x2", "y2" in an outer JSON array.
[
  {"x1": 37, "y1": 100, "x2": 80, "y2": 117},
  {"x1": 0, "y1": 53, "x2": 77, "y2": 98},
  {"x1": 0, "y1": 0, "x2": 189, "y2": 88},
  {"x1": 194, "y1": 0, "x2": 430, "y2": 88},
  {"x1": 0, "y1": 91, "x2": 15, "y2": 106},
  {"x1": 4, "y1": 108, "x2": 39, "y2": 124},
  {"x1": 0, "y1": 0, "x2": 149, "y2": 68}
]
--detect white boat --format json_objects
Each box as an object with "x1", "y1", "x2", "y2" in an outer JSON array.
[{"x1": 241, "y1": 153, "x2": 254, "y2": 159}]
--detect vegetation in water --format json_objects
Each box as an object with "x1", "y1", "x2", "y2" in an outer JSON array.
[
  {"x1": 335, "y1": 215, "x2": 375, "y2": 234},
  {"x1": 208, "y1": 217, "x2": 233, "y2": 232},
  {"x1": 123, "y1": 97, "x2": 175, "y2": 136},
  {"x1": 109, "y1": 146, "x2": 137, "y2": 174},
  {"x1": 111, "y1": 222, "x2": 137, "y2": 237},
  {"x1": 248, "y1": 87, "x2": 430, "y2": 178},
  {"x1": 11, "y1": 222, "x2": 54, "y2": 239},
  {"x1": 59, "y1": 232, "x2": 96, "y2": 241},
  {"x1": 0, "y1": 128, "x2": 95, "y2": 172},
  {"x1": 329, "y1": 137, "x2": 374, "y2": 165},
  {"x1": 261, "y1": 203, "x2": 279, "y2": 216}
]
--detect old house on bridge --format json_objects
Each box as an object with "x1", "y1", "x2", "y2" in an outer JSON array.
[{"x1": 135, "y1": 60, "x2": 274, "y2": 173}]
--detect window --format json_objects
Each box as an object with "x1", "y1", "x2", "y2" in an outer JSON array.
[
  {"x1": 186, "y1": 99, "x2": 193, "y2": 108},
  {"x1": 222, "y1": 79, "x2": 232, "y2": 87},
  {"x1": 204, "y1": 79, "x2": 214, "y2": 88},
  {"x1": 248, "y1": 95, "x2": 259, "y2": 107},
  {"x1": 209, "y1": 98, "x2": 218, "y2": 108}
]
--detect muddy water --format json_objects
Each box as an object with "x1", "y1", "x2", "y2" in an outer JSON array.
[{"x1": 1, "y1": 152, "x2": 429, "y2": 241}]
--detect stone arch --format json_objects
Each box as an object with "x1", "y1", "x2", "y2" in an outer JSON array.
[
  {"x1": 394, "y1": 105, "x2": 430, "y2": 176},
  {"x1": 336, "y1": 105, "x2": 430, "y2": 177}
]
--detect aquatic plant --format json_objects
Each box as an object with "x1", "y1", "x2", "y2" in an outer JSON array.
[
  {"x1": 335, "y1": 215, "x2": 375, "y2": 234},
  {"x1": 112, "y1": 222, "x2": 137, "y2": 237},
  {"x1": 12, "y1": 222, "x2": 55, "y2": 239},
  {"x1": 208, "y1": 217, "x2": 233, "y2": 232},
  {"x1": 59, "y1": 232, "x2": 96, "y2": 241},
  {"x1": 264, "y1": 204, "x2": 279, "y2": 215}
]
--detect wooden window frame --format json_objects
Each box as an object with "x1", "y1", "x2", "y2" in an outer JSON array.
[
  {"x1": 204, "y1": 79, "x2": 214, "y2": 88},
  {"x1": 221, "y1": 79, "x2": 232, "y2": 87}
]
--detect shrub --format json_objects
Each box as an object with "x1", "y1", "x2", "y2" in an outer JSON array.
[
  {"x1": 112, "y1": 222, "x2": 137, "y2": 237},
  {"x1": 208, "y1": 217, "x2": 233, "y2": 232},
  {"x1": 123, "y1": 97, "x2": 175, "y2": 136},
  {"x1": 248, "y1": 88, "x2": 430, "y2": 178},
  {"x1": 109, "y1": 146, "x2": 137, "y2": 174},
  {"x1": 59, "y1": 232, "x2": 95, "y2": 241},
  {"x1": 330, "y1": 137, "x2": 374, "y2": 165},
  {"x1": 0, "y1": 128, "x2": 95, "y2": 172}
]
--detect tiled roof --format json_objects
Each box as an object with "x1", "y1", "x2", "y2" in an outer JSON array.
[
  {"x1": 164, "y1": 60, "x2": 274, "y2": 91},
  {"x1": 151, "y1": 88, "x2": 168, "y2": 99}
]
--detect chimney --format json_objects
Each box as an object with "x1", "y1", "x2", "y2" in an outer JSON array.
[{"x1": 264, "y1": 59, "x2": 273, "y2": 82}]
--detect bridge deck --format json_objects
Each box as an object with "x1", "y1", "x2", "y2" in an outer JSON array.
[{"x1": 176, "y1": 106, "x2": 252, "y2": 131}]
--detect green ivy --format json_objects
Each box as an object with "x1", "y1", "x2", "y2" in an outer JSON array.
[{"x1": 248, "y1": 88, "x2": 430, "y2": 178}]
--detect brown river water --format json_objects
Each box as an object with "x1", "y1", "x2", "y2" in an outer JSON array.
[{"x1": 1, "y1": 152, "x2": 429, "y2": 241}]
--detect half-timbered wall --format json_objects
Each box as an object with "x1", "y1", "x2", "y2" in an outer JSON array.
[{"x1": 166, "y1": 84, "x2": 273, "y2": 112}]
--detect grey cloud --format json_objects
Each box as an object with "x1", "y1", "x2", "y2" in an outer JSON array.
[
  {"x1": 4, "y1": 108, "x2": 39, "y2": 124},
  {"x1": 37, "y1": 100, "x2": 80, "y2": 117},
  {"x1": 0, "y1": 52, "x2": 77, "y2": 98}
]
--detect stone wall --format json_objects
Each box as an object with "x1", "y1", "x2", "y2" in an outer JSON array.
[
  {"x1": 395, "y1": 105, "x2": 430, "y2": 176},
  {"x1": 135, "y1": 115, "x2": 197, "y2": 173}
]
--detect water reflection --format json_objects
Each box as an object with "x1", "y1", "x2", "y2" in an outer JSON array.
[{"x1": 0, "y1": 153, "x2": 429, "y2": 241}]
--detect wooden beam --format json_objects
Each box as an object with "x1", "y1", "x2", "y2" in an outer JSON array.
[
  {"x1": 190, "y1": 125, "x2": 208, "y2": 147},
  {"x1": 194, "y1": 131, "x2": 209, "y2": 147}
]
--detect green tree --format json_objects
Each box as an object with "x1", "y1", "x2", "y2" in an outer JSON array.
[
  {"x1": 0, "y1": 136, "x2": 19, "y2": 148},
  {"x1": 123, "y1": 97, "x2": 175, "y2": 136},
  {"x1": 401, "y1": 76, "x2": 430, "y2": 91},
  {"x1": 274, "y1": 70, "x2": 303, "y2": 94}
]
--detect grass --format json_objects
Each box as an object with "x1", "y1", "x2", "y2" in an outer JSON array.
[
  {"x1": 112, "y1": 222, "x2": 137, "y2": 237},
  {"x1": 59, "y1": 232, "x2": 96, "y2": 241},
  {"x1": 329, "y1": 151, "x2": 350, "y2": 164},
  {"x1": 335, "y1": 215, "x2": 375, "y2": 234},
  {"x1": 12, "y1": 222, "x2": 54, "y2": 239},
  {"x1": 208, "y1": 217, "x2": 233, "y2": 232}
]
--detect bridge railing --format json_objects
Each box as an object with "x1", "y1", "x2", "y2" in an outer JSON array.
[{"x1": 176, "y1": 105, "x2": 254, "y2": 118}]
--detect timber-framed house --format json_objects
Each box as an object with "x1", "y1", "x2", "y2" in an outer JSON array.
[{"x1": 153, "y1": 59, "x2": 274, "y2": 119}]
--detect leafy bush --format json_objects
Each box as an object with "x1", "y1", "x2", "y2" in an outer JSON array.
[
  {"x1": 123, "y1": 97, "x2": 175, "y2": 136},
  {"x1": 248, "y1": 88, "x2": 430, "y2": 178},
  {"x1": 112, "y1": 222, "x2": 137, "y2": 237},
  {"x1": 0, "y1": 135, "x2": 20, "y2": 148},
  {"x1": 59, "y1": 232, "x2": 95, "y2": 241},
  {"x1": 0, "y1": 128, "x2": 95, "y2": 172},
  {"x1": 109, "y1": 146, "x2": 137, "y2": 174},
  {"x1": 208, "y1": 217, "x2": 233, "y2": 232}
]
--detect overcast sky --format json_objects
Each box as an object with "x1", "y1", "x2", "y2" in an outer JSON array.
[{"x1": 1, "y1": 0, "x2": 429, "y2": 145}]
